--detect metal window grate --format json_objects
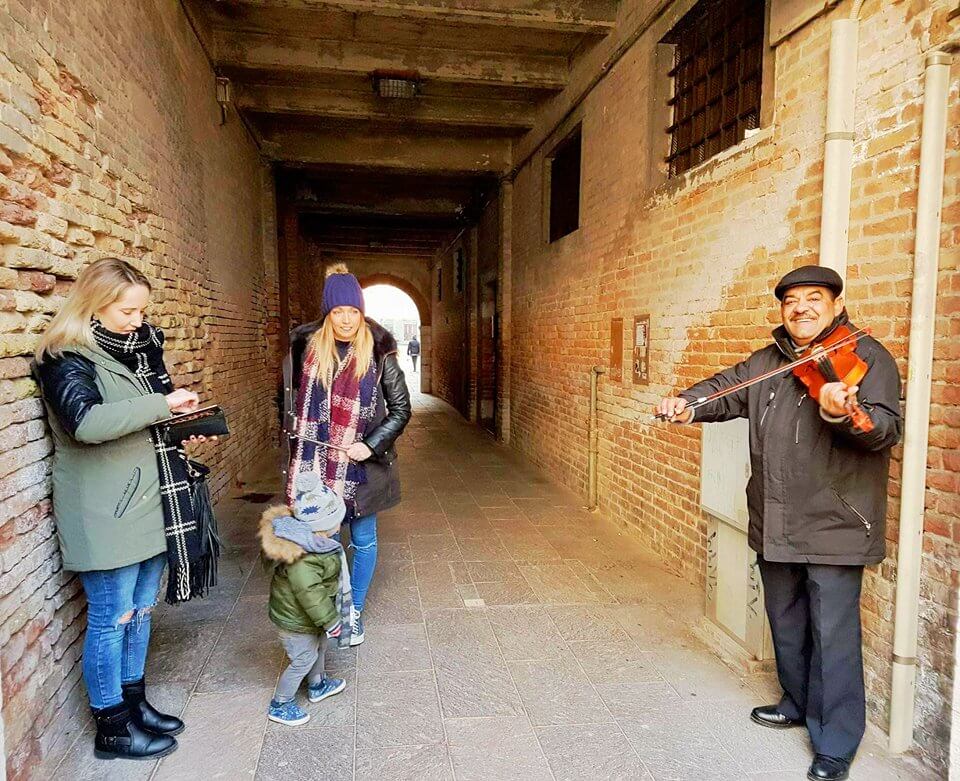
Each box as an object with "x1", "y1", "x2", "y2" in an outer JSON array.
[{"x1": 662, "y1": 0, "x2": 765, "y2": 178}]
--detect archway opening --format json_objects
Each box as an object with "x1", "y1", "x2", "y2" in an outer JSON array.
[{"x1": 363, "y1": 283, "x2": 426, "y2": 392}]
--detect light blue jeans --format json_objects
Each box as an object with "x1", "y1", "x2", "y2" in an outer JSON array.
[
  {"x1": 339, "y1": 513, "x2": 377, "y2": 612},
  {"x1": 78, "y1": 553, "x2": 166, "y2": 709}
]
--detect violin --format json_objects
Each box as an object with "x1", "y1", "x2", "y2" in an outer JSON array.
[
  {"x1": 653, "y1": 326, "x2": 874, "y2": 430},
  {"x1": 792, "y1": 324, "x2": 874, "y2": 433}
]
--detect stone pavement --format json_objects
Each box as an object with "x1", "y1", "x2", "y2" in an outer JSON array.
[{"x1": 50, "y1": 386, "x2": 932, "y2": 780}]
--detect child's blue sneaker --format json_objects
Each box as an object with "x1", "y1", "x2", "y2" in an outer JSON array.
[
  {"x1": 267, "y1": 698, "x2": 310, "y2": 726},
  {"x1": 308, "y1": 677, "x2": 346, "y2": 703}
]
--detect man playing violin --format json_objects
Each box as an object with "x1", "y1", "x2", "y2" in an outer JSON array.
[{"x1": 656, "y1": 265, "x2": 902, "y2": 781}]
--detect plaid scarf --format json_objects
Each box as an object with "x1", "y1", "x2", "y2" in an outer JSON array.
[
  {"x1": 91, "y1": 321, "x2": 211, "y2": 604},
  {"x1": 286, "y1": 340, "x2": 379, "y2": 508}
]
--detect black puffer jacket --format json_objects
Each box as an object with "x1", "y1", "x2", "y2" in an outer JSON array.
[
  {"x1": 285, "y1": 318, "x2": 411, "y2": 517},
  {"x1": 680, "y1": 313, "x2": 902, "y2": 565}
]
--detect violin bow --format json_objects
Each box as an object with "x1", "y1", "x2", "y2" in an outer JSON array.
[
  {"x1": 285, "y1": 432, "x2": 351, "y2": 453},
  {"x1": 652, "y1": 326, "x2": 870, "y2": 422}
]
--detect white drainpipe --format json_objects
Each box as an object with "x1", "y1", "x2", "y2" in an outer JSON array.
[
  {"x1": 888, "y1": 48, "x2": 953, "y2": 755},
  {"x1": 818, "y1": 0, "x2": 956, "y2": 754},
  {"x1": 817, "y1": 15, "x2": 860, "y2": 279}
]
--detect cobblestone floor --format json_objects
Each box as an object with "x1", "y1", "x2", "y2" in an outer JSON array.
[{"x1": 52, "y1": 384, "x2": 933, "y2": 780}]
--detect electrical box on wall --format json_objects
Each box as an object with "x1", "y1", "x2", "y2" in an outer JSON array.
[
  {"x1": 610, "y1": 318, "x2": 623, "y2": 382},
  {"x1": 702, "y1": 418, "x2": 774, "y2": 662},
  {"x1": 632, "y1": 315, "x2": 649, "y2": 384}
]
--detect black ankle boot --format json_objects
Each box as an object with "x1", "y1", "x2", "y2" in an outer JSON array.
[
  {"x1": 122, "y1": 677, "x2": 185, "y2": 736},
  {"x1": 93, "y1": 702, "x2": 178, "y2": 760}
]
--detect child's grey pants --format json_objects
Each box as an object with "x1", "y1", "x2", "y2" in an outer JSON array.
[{"x1": 274, "y1": 630, "x2": 327, "y2": 702}]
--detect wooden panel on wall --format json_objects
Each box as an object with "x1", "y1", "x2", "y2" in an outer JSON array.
[{"x1": 610, "y1": 317, "x2": 623, "y2": 381}]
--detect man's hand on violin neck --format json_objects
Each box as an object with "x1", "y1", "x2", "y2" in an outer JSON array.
[
  {"x1": 818, "y1": 381, "x2": 858, "y2": 418},
  {"x1": 655, "y1": 397, "x2": 693, "y2": 424}
]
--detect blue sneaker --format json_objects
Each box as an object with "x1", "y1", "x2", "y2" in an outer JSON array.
[
  {"x1": 307, "y1": 677, "x2": 346, "y2": 703},
  {"x1": 267, "y1": 698, "x2": 310, "y2": 726},
  {"x1": 350, "y1": 609, "x2": 365, "y2": 647}
]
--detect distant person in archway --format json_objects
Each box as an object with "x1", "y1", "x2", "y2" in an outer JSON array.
[
  {"x1": 407, "y1": 334, "x2": 420, "y2": 372},
  {"x1": 282, "y1": 264, "x2": 412, "y2": 648}
]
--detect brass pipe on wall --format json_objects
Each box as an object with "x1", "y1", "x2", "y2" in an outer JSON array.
[{"x1": 588, "y1": 366, "x2": 606, "y2": 512}]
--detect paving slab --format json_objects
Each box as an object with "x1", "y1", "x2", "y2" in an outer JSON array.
[{"x1": 54, "y1": 385, "x2": 933, "y2": 781}]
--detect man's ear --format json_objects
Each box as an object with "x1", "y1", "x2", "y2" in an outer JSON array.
[{"x1": 833, "y1": 294, "x2": 845, "y2": 316}]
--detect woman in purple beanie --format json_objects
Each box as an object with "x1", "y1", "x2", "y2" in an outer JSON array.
[{"x1": 281, "y1": 264, "x2": 412, "y2": 646}]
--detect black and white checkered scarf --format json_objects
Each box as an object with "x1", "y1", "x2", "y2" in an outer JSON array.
[{"x1": 92, "y1": 321, "x2": 208, "y2": 604}]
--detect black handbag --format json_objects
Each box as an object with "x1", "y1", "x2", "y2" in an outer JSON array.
[
  {"x1": 187, "y1": 459, "x2": 221, "y2": 596},
  {"x1": 157, "y1": 405, "x2": 230, "y2": 446}
]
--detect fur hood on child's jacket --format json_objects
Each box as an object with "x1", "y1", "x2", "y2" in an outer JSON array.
[
  {"x1": 258, "y1": 504, "x2": 345, "y2": 635},
  {"x1": 259, "y1": 504, "x2": 307, "y2": 564},
  {"x1": 258, "y1": 503, "x2": 355, "y2": 644}
]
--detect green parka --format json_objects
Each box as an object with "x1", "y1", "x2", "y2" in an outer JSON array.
[
  {"x1": 36, "y1": 345, "x2": 171, "y2": 571},
  {"x1": 259, "y1": 504, "x2": 341, "y2": 634}
]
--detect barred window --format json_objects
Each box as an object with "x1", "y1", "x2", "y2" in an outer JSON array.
[{"x1": 662, "y1": 0, "x2": 766, "y2": 178}]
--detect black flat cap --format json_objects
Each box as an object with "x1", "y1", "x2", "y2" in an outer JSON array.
[{"x1": 774, "y1": 265, "x2": 844, "y2": 301}]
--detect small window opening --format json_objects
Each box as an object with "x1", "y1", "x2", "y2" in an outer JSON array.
[{"x1": 548, "y1": 125, "x2": 582, "y2": 243}]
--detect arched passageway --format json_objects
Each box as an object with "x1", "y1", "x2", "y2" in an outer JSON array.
[
  {"x1": 1, "y1": 1, "x2": 955, "y2": 778},
  {"x1": 362, "y1": 282, "x2": 429, "y2": 393}
]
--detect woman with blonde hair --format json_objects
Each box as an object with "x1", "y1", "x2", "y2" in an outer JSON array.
[
  {"x1": 35, "y1": 258, "x2": 212, "y2": 761},
  {"x1": 282, "y1": 264, "x2": 411, "y2": 648}
]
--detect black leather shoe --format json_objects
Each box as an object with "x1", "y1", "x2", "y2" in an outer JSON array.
[
  {"x1": 807, "y1": 754, "x2": 850, "y2": 780},
  {"x1": 750, "y1": 704, "x2": 804, "y2": 729},
  {"x1": 122, "y1": 677, "x2": 185, "y2": 736},
  {"x1": 93, "y1": 702, "x2": 178, "y2": 760}
]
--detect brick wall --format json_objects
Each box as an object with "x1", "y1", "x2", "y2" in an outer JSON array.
[
  {"x1": 296, "y1": 246, "x2": 433, "y2": 328},
  {"x1": 506, "y1": 0, "x2": 958, "y2": 772},
  {"x1": 432, "y1": 236, "x2": 472, "y2": 415},
  {"x1": 0, "y1": 1, "x2": 278, "y2": 777},
  {"x1": 477, "y1": 199, "x2": 500, "y2": 429}
]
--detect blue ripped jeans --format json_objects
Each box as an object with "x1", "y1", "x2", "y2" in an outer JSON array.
[
  {"x1": 78, "y1": 553, "x2": 166, "y2": 710},
  {"x1": 337, "y1": 513, "x2": 377, "y2": 612}
]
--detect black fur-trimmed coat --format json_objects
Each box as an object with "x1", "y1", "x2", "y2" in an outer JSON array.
[{"x1": 285, "y1": 317, "x2": 412, "y2": 517}]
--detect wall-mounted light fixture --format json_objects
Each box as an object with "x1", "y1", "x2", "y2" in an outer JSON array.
[
  {"x1": 216, "y1": 76, "x2": 231, "y2": 125},
  {"x1": 371, "y1": 69, "x2": 421, "y2": 99}
]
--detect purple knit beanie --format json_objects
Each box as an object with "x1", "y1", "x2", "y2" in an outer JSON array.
[{"x1": 321, "y1": 265, "x2": 365, "y2": 317}]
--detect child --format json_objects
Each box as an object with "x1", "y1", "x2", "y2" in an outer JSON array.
[{"x1": 259, "y1": 472, "x2": 353, "y2": 726}]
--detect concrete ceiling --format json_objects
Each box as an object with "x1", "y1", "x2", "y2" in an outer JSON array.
[
  {"x1": 186, "y1": 0, "x2": 617, "y2": 173},
  {"x1": 284, "y1": 167, "x2": 498, "y2": 258},
  {"x1": 185, "y1": 0, "x2": 618, "y2": 258}
]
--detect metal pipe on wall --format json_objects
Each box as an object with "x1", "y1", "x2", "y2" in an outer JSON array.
[
  {"x1": 888, "y1": 48, "x2": 953, "y2": 755},
  {"x1": 587, "y1": 366, "x2": 606, "y2": 511},
  {"x1": 817, "y1": 17, "x2": 860, "y2": 279}
]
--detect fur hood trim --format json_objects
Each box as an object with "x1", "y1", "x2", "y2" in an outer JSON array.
[{"x1": 258, "y1": 504, "x2": 306, "y2": 564}]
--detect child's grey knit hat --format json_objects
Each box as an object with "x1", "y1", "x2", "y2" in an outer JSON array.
[{"x1": 292, "y1": 472, "x2": 346, "y2": 534}]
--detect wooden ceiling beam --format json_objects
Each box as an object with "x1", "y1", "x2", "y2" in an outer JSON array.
[
  {"x1": 216, "y1": 0, "x2": 618, "y2": 33},
  {"x1": 213, "y1": 29, "x2": 568, "y2": 90},
  {"x1": 236, "y1": 84, "x2": 536, "y2": 131},
  {"x1": 262, "y1": 128, "x2": 512, "y2": 173}
]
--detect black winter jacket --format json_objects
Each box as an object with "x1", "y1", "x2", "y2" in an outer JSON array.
[
  {"x1": 680, "y1": 313, "x2": 902, "y2": 566},
  {"x1": 285, "y1": 317, "x2": 411, "y2": 517}
]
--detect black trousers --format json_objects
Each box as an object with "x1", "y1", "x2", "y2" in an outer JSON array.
[
  {"x1": 758, "y1": 558, "x2": 866, "y2": 760},
  {"x1": 411, "y1": 355, "x2": 418, "y2": 370}
]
